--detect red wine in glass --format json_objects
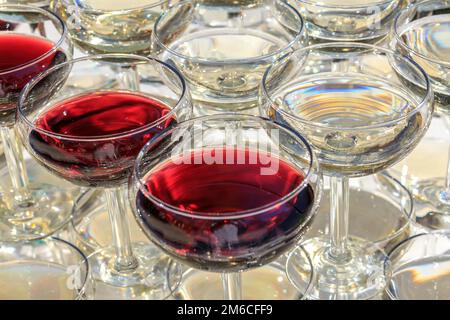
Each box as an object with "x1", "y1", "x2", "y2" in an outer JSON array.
[
  {"x1": 29, "y1": 91, "x2": 176, "y2": 187},
  {"x1": 135, "y1": 148, "x2": 315, "y2": 271},
  {"x1": 0, "y1": 33, "x2": 67, "y2": 125}
]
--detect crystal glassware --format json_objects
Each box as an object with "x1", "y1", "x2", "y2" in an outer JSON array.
[
  {"x1": 52, "y1": 0, "x2": 171, "y2": 56},
  {"x1": 130, "y1": 114, "x2": 321, "y2": 300},
  {"x1": 391, "y1": 0, "x2": 450, "y2": 230},
  {"x1": 152, "y1": 0, "x2": 308, "y2": 114},
  {"x1": 291, "y1": 0, "x2": 402, "y2": 44},
  {"x1": 0, "y1": 237, "x2": 90, "y2": 300},
  {"x1": 261, "y1": 42, "x2": 434, "y2": 299},
  {"x1": 18, "y1": 54, "x2": 192, "y2": 299},
  {"x1": 385, "y1": 231, "x2": 450, "y2": 300},
  {"x1": 0, "y1": 3, "x2": 75, "y2": 241}
]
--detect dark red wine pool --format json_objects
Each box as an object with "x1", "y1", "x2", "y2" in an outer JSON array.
[{"x1": 136, "y1": 149, "x2": 315, "y2": 271}]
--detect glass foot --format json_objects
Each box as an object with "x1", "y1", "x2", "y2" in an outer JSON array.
[
  {"x1": 308, "y1": 173, "x2": 413, "y2": 252},
  {"x1": 171, "y1": 250, "x2": 313, "y2": 300},
  {"x1": 413, "y1": 178, "x2": 450, "y2": 230},
  {"x1": 0, "y1": 183, "x2": 77, "y2": 241},
  {"x1": 289, "y1": 237, "x2": 387, "y2": 300},
  {"x1": 87, "y1": 243, "x2": 181, "y2": 300}
]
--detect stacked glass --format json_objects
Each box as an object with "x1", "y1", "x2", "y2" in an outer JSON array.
[
  {"x1": 390, "y1": 0, "x2": 450, "y2": 230},
  {"x1": 261, "y1": 43, "x2": 433, "y2": 299},
  {"x1": 0, "y1": 0, "x2": 448, "y2": 301}
]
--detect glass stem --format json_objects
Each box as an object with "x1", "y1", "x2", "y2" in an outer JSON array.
[
  {"x1": 221, "y1": 273, "x2": 242, "y2": 300},
  {"x1": 440, "y1": 113, "x2": 450, "y2": 205},
  {"x1": 0, "y1": 126, "x2": 33, "y2": 207},
  {"x1": 105, "y1": 187, "x2": 139, "y2": 272},
  {"x1": 117, "y1": 65, "x2": 140, "y2": 91},
  {"x1": 328, "y1": 176, "x2": 351, "y2": 263}
]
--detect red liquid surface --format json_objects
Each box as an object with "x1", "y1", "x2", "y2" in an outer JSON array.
[
  {"x1": 136, "y1": 149, "x2": 315, "y2": 271},
  {"x1": 0, "y1": 33, "x2": 66, "y2": 125},
  {"x1": 30, "y1": 91, "x2": 176, "y2": 187}
]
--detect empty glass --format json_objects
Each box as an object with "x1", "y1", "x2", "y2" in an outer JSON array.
[
  {"x1": 292, "y1": 0, "x2": 402, "y2": 44},
  {"x1": 153, "y1": 0, "x2": 307, "y2": 114}
]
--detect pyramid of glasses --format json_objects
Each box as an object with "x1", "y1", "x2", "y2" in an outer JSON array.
[{"x1": 0, "y1": 0, "x2": 448, "y2": 300}]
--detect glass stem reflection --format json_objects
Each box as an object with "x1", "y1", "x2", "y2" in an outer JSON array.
[
  {"x1": 105, "y1": 187, "x2": 139, "y2": 272},
  {"x1": 0, "y1": 126, "x2": 34, "y2": 209},
  {"x1": 328, "y1": 176, "x2": 351, "y2": 263},
  {"x1": 222, "y1": 273, "x2": 242, "y2": 300},
  {"x1": 117, "y1": 65, "x2": 140, "y2": 91},
  {"x1": 440, "y1": 113, "x2": 450, "y2": 205}
]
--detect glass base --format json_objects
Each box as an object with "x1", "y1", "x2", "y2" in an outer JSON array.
[
  {"x1": 171, "y1": 253, "x2": 313, "y2": 300},
  {"x1": 87, "y1": 243, "x2": 181, "y2": 300},
  {"x1": 413, "y1": 178, "x2": 450, "y2": 230},
  {"x1": 290, "y1": 237, "x2": 387, "y2": 300},
  {"x1": 71, "y1": 189, "x2": 150, "y2": 254},
  {"x1": 0, "y1": 183, "x2": 77, "y2": 241}
]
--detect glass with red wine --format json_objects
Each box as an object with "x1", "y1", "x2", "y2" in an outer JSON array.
[
  {"x1": 0, "y1": 3, "x2": 73, "y2": 241},
  {"x1": 130, "y1": 114, "x2": 321, "y2": 299},
  {"x1": 18, "y1": 54, "x2": 193, "y2": 299}
]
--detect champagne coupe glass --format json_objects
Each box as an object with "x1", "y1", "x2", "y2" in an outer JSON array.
[
  {"x1": 0, "y1": 237, "x2": 90, "y2": 300},
  {"x1": 292, "y1": 0, "x2": 402, "y2": 44},
  {"x1": 153, "y1": 0, "x2": 308, "y2": 115},
  {"x1": 51, "y1": 0, "x2": 171, "y2": 56},
  {"x1": 130, "y1": 114, "x2": 321, "y2": 300},
  {"x1": 391, "y1": 0, "x2": 450, "y2": 230},
  {"x1": 50, "y1": 0, "x2": 176, "y2": 247},
  {"x1": 18, "y1": 54, "x2": 192, "y2": 299},
  {"x1": 385, "y1": 231, "x2": 450, "y2": 300},
  {"x1": 0, "y1": 3, "x2": 74, "y2": 241},
  {"x1": 261, "y1": 42, "x2": 434, "y2": 299}
]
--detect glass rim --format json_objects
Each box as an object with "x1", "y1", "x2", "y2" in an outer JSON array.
[
  {"x1": 0, "y1": 4, "x2": 68, "y2": 76},
  {"x1": 373, "y1": 172, "x2": 414, "y2": 246},
  {"x1": 153, "y1": 0, "x2": 307, "y2": 65},
  {"x1": 134, "y1": 113, "x2": 319, "y2": 220},
  {"x1": 0, "y1": 236, "x2": 90, "y2": 300},
  {"x1": 285, "y1": 244, "x2": 315, "y2": 298},
  {"x1": 296, "y1": 0, "x2": 398, "y2": 9},
  {"x1": 384, "y1": 230, "x2": 450, "y2": 300},
  {"x1": 18, "y1": 53, "x2": 188, "y2": 142},
  {"x1": 63, "y1": 0, "x2": 168, "y2": 14},
  {"x1": 393, "y1": 0, "x2": 450, "y2": 68},
  {"x1": 261, "y1": 41, "x2": 434, "y2": 131}
]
